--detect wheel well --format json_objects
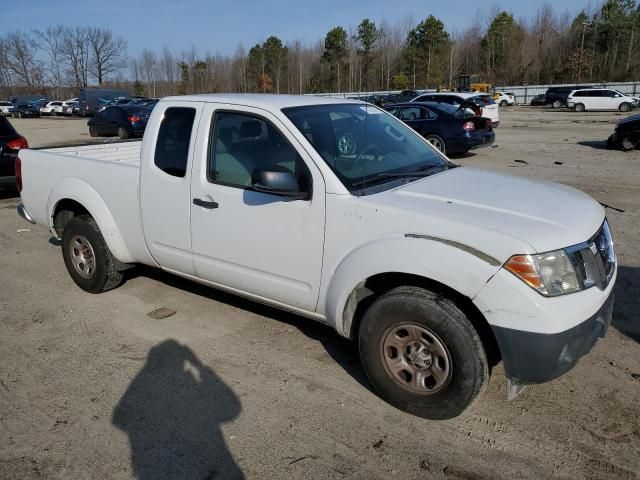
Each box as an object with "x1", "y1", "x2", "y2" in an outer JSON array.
[
  {"x1": 53, "y1": 199, "x2": 90, "y2": 237},
  {"x1": 345, "y1": 272, "x2": 501, "y2": 367}
]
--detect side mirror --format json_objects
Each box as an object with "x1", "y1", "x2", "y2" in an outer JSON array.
[{"x1": 252, "y1": 168, "x2": 308, "y2": 199}]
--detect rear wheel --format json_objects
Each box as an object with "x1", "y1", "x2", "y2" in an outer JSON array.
[
  {"x1": 619, "y1": 102, "x2": 632, "y2": 112},
  {"x1": 358, "y1": 286, "x2": 489, "y2": 420},
  {"x1": 118, "y1": 127, "x2": 129, "y2": 140},
  {"x1": 61, "y1": 215, "x2": 124, "y2": 293},
  {"x1": 552, "y1": 99, "x2": 562, "y2": 109},
  {"x1": 575, "y1": 103, "x2": 586, "y2": 113},
  {"x1": 500, "y1": 100, "x2": 508, "y2": 107},
  {"x1": 424, "y1": 134, "x2": 446, "y2": 154}
]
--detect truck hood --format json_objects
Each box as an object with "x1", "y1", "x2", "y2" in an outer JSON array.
[{"x1": 372, "y1": 166, "x2": 604, "y2": 253}]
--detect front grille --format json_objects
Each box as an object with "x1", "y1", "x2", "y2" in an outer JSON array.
[{"x1": 568, "y1": 220, "x2": 616, "y2": 290}]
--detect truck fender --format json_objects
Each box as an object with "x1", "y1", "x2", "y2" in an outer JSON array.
[
  {"x1": 47, "y1": 177, "x2": 135, "y2": 263},
  {"x1": 324, "y1": 235, "x2": 502, "y2": 337}
]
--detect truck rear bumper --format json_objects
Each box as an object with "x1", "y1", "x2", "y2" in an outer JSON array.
[
  {"x1": 17, "y1": 202, "x2": 36, "y2": 224},
  {"x1": 491, "y1": 291, "x2": 614, "y2": 384}
]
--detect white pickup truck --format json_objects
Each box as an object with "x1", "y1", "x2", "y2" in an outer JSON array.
[{"x1": 16, "y1": 94, "x2": 616, "y2": 419}]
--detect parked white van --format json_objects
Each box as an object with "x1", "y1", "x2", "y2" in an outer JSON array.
[{"x1": 567, "y1": 89, "x2": 637, "y2": 112}]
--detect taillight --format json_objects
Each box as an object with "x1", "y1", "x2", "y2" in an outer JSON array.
[
  {"x1": 128, "y1": 115, "x2": 142, "y2": 122},
  {"x1": 6, "y1": 136, "x2": 28, "y2": 150},
  {"x1": 463, "y1": 121, "x2": 475, "y2": 131},
  {"x1": 15, "y1": 156, "x2": 22, "y2": 192}
]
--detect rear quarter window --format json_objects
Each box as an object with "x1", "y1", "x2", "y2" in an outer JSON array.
[{"x1": 154, "y1": 107, "x2": 196, "y2": 178}]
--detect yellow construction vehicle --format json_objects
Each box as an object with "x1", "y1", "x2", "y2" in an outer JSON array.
[{"x1": 457, "y1": 75, "x2": 495, "y2": 94}]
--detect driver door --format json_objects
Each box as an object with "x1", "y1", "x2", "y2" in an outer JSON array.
[{"x1": 190, "y1": 104, "x2": 326, "y2": 312}]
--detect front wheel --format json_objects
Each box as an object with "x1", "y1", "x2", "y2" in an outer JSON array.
[
  {"x1": 424, "y1": 134, "x2": 446, "y2": 154},
  {"x1": 89, "y1": 126, "x2": 98, "y2": 137},
  {"x1": 359, "y1": 286, "x2": 489, "y2": 420},
  {"x1": 575, "y1": 103, "x2": 586, "y2": 112},
  {"x1": 619, "y1": 102, "x2": 631, "y2": 112},
  {"x1": 500, "y1": 100, "x2": 508, "y2": 107},
  {"x1": 118, "y1": 127, "x2": 130, "y2": 140},
  {"x1": 61, "y1": 215, "x2": 124, "y2": 293},
  {"x1": 552, "y1": 99, "x2": 562, "y2": 109}
]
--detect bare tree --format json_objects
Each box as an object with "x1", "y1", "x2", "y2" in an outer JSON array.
[
  {"x1": 87, "y1": 27, "x2": 128, "y2": 84},
  {"x1": 4, "y1": 31, "x2": 42, "y2": 88},
  {"x1": 60, "y1": 27, "x2": 90, "y2": 89},
  {"x1": 34, "y1": 26, "x2": 66, "y2": 97}
]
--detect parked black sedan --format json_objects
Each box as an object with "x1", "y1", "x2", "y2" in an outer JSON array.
[
  {"x1": 530, "y1": 94, "x2": 546, "y2": 106},
  {"x1": 0, "y1": 116, "x2": 28, "y2": 188},
  {"x1": 607, "y1": 114, "x2": 640, "y2": 150},
  {"x1": 88, "y1": 105, "x2": 152, "y2": 140},
  {"x1": 385, "y1": 102, "x2": 494, "y2": 155}
]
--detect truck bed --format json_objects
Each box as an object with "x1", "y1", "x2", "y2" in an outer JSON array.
[
  {"x1": 39, "y1": 141, "x2": 142, "y2": 166},
  {"x1": 19, "y1": 140, "x2": 150, "y2": 264}
]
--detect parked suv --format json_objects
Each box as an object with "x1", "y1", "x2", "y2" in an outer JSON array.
[
  {"x1": 0, "y1": 116, "x2": 28, "y2": 187},
  {"x1": 568, "y1": 89, "x2": 637, "y2": 112},
  {"x1": 545, "y1": 86, "x2": 583, "y2": 108}
]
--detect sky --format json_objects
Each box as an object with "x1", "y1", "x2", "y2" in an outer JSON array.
[{"x1": 6, "y1": 0, "x2": 590, "y2": 56}]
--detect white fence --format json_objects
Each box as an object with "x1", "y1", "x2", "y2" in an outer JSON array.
[
  {"x1": 495, "y1": 81, "x2": 640, "y2": 104},
  {"x1": 309, "y1": 80, "x2": 640, "y2": 104}
]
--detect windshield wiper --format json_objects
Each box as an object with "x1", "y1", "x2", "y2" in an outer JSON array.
[{"x1": 350, "y1": 164, "x2": 451, "y2": 189}]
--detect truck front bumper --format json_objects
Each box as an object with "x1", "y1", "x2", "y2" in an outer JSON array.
[
  {"x1": 491, "y1": 291, "x2": 613, "y2": 384},
  {"x1": 473, "y1": 264, "x2": 616, "y2": 386}
]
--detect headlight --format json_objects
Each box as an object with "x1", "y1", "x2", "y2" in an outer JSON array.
[{"x1": 504, "y1": 250, "x2": 581, "y2": 296}]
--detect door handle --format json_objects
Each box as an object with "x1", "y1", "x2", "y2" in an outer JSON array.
[{"x1": 193, "y1": 198, "x2": 219, "y2": 209}]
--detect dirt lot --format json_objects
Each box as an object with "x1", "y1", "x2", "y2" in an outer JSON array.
[{"x1": 1, "y1": 108, "x2": 639, "y2": 479}]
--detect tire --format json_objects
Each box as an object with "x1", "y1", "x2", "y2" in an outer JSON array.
[
  {"x1": 500, "y1": 100, "x2": 508, "y2": 107},
  {"x1": 61, "y1": 215, "x2": 124, "y2": 293},
  {"x1": 620, "y1": 137, "x2": 635, "y2": 151},
  {"x1": 575, "y1": 103, "x2": 586, "y2": 113},
  {"x1": 552, "y1": 99, "x2": 562, "y2": 109},
  {"x1": 118, "y1": 127, "x2": 129, "y2": 140},
  {"x1": 89, "y1": 126, "x2": 98, "y2": 137},
  {"x1": 619, "y1": 102, "x2": 631, "y2": 113},
  {"x1": 358, "y1": 286, "x2": 488, "y2": 420},
  {"x1": 424, "y1": 134, "x2": 446, "y2": 154}
]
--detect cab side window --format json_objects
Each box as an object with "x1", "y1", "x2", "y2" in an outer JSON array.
[
  {"x1": 154, "y1": 107, "x2": 196, "y2": 178},
  {"x1": 208, "y1": 112, "x2": 310, "y2": 193}
]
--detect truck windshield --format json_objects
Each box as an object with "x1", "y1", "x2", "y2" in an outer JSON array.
[{"x1": 282, "y1": 103, "x2": 450, "y2": 192}]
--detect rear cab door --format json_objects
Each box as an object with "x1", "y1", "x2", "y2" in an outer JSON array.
[
  {"x1": 189, "y1": 102, "x2": 326, "y2": 312},
  {"x1": 140, "y1": 100, "x2": 204, "y2": 274}
]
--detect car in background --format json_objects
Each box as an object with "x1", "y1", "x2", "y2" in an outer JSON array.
[
  {"x1": 607, "y1": 114, "x2": 640, "y2": 150},
  {"x1": 494, "y1": 91, "x2": 515, "y2": 106},
  {"x1": 0, "y1": 101, "x2": 14, "y2": 116},
  {"x1": 412, "y1": 92, "x2": 500, "y2": 127},
  {"x1": 12, "y1": 103, "x2": 41, "y2": 118},
  {"x1": 385, "y1": 89, "x2": 424, "y2": 105},
  {"x1": 567, "y1": 88, "x2": 637, "y2": 112},
  {"x1": 61, "y1": 101, "x2": 79, "y2": 116},
  {"x1": 0, "y1": 115, "x2": 28, "y2": 187},
  {"x1": 530, "y1": 94, "x2": 546, "y2": 106},
  {"x1": 544, "y1": 86, "x2": 585, "y2": 108},
  {"x1": 87, "y1": 105, "x2": 152, "y2": 139},
  {"x1": 40, "y1": 101, "x2": 65, "y2": 116},
  {"x1": 78, "y1": 88, "x2": 131, "y2": 116},
  {"x1": 385, "y1": 102, "x2": 494, "y2": 155}
]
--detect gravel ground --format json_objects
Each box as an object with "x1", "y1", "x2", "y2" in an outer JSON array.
[{"x1": 1, "y1": 107, "x2": 639, "y2": 480}]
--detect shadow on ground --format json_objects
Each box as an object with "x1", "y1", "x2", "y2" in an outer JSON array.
[
  {"x1": 112, "y1": 339, "x2": 245, "y2": 480},
  {"x1": 577, "y1": 140, "x2": 610, "y2": 150},
  {"x1": 128, "y1": 266, "x2": 370, "y2": 390},
  {"x1": 613, "y1": 266, "x2": 640, "y2": 343}
]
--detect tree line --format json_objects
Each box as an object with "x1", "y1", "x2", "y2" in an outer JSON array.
[{"x1": 1, "y1": 0, "x2": 638, "y2": 100}]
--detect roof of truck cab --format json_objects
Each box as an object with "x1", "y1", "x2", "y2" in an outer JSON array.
[{"x1": 160, "y1": 93, "x2": 363, "y2": 109}]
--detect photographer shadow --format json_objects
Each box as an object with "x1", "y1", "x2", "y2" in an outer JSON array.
[{"x1": 112, "y1": 339, "x2": 244, "y2": 479}]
